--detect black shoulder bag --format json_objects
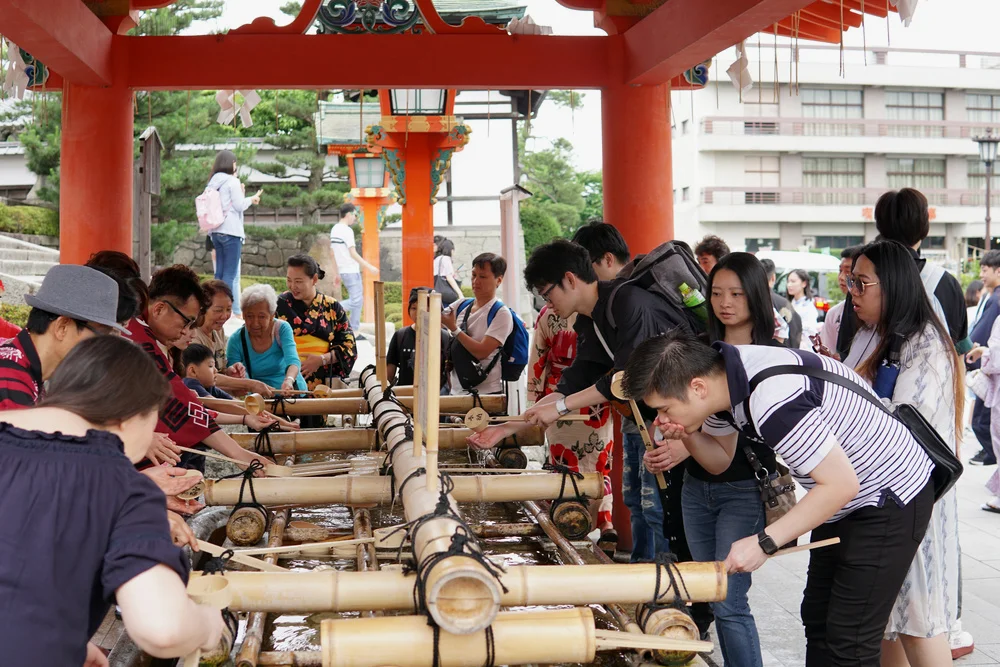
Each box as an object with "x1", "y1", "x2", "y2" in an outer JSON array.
[
  {"x1": 749, "y1": 365, "x2": 962, "y2": 502},
  {"x1": 447, "y1": 304, "x2": 500, "y2": 391}
]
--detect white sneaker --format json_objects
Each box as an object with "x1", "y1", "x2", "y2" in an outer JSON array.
[{"x1": 950, "y1": 621, "x2": 974, "y2": 660}]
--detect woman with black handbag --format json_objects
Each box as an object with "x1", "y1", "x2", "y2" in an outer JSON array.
[
  {"x1": 848, "y1": 239, "x2": 963, "y2": 666},
  {"x1": 433, "y1": 238, "x2": 463, "y2": 305},
  {"x1": 644, "y1": 252, "x2": 789, "y2": 667}
]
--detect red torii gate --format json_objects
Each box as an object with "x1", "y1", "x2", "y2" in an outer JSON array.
[{"x1": 0, "y1": 0, "x2": 891, "y2": 267}]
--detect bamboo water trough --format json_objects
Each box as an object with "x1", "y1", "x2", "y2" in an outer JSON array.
[
  {"x1": 202, "y1": 393, "x2": 506, "y2": 418},
  {"x1": 230, "y1": 425, "x2": 544, "y2": 455}
]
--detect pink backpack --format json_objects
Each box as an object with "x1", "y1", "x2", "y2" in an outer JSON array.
[{"x1": 195, "y1": 187, "x2": 230, "y2": 233}]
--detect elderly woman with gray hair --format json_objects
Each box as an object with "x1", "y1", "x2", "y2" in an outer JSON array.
[{"x1": 226, "y1": 284, "x2": 307, "y2": 392}]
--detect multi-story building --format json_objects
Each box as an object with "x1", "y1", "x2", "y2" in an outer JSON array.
[{"x1": 671, "y1": 43, "x2": 1000, "y2": 264}]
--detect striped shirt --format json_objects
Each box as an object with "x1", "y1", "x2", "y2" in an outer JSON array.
[
  {"x1": 0, "y1": 330, "x2": 43, "y2": 410},
  {"x1": 703, "y1": 343, "x2": 932, "y2": 522}
]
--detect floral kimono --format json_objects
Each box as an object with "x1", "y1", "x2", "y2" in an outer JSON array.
[{"x1": 276, "y1": 291, "x2": 357, "y2": 388}]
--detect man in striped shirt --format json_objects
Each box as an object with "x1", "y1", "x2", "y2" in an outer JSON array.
[{"x1": 624, "y1": 331, "x2": 934, "y2": 667}]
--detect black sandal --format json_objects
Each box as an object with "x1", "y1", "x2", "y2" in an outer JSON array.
[{"x1": 598, "y1": 529, "x2": 618, "y2": 558}]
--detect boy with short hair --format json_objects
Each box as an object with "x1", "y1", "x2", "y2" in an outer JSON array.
[
  {"x1": 182, "y1": 343, "x2": 234, "y2": 400},
  {"x1": 386, "y1": 287, "x2": 452, "y2": 388}
]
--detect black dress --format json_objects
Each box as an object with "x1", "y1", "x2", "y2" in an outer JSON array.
[{"x1": 0, "y1": 423, "x2": 188, "y2": 665}]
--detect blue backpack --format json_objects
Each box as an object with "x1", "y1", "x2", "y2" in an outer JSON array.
[{"x1": 455, "y1": 298, "x2": 529, "y2": 382}]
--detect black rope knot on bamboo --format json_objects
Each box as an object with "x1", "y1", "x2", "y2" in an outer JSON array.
[
  {"x1": 542, "y1": 461, "x2": 588, "y2": 521},
  {"x1": 202, "y1": 549, "x2": 234, "y2": 576},
  {"x1": 390, "y1": 466, "x2": 427, "y2": 509},
  {"x1": 253, "y1": 422, "x2": 280, "y2": 458},
  {"x1": 220, "y1": 460, "x2": 271, "y2": 532},
  {"x1": 639, "y1": 552, "x2": 694, "y2": 621},
  {"x1": 270, "y1": 393, "x2": 298, "y2": 419},
  {"x1": 430, "y1": 623, "x2": 496, "y2": 667}
]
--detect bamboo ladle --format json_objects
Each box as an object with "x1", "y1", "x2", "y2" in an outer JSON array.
[
  {"x1": 463, "y1": 406, "x2": 590, "y2": 433},
  {"x1": 609, "y1": 371, "x2": 668, "y2": 490},
  {"x1": 176, "y1": 446, "x2": 293, "y2": 477}
]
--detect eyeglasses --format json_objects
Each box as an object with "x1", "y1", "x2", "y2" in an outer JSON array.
[
  {"x1": 83, "y1": 323, "x2": 114, "y2": 337},
  {"x1": 539, "y1": 281, "x2": 561, "y2": 304},
  {"x1": 164, "y1": 300, "x2": 197, "y2": 329},
  {"x1": 846, "y1": 275, "x2": 880, "y2": 297}
]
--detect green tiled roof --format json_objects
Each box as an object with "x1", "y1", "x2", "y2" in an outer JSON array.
[{"x1": 432, "y1": 0, "x2": 527, "y2": 23}]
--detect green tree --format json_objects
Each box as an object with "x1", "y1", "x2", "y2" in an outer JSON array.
[
  {"x1": 128, "y1": 1, "x2": 225, "y2": 36},
  {"x1": 520, "y1": 203, "x2": 562, "y2": 260}
]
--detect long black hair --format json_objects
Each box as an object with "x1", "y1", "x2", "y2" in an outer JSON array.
[
  {"x1": 854, "y1": 240, "x2": 963, "y2": 437},
  {"x1": 786, "y1": 268, "x2": 813, "y2": 300},
  {"x1": 707, "y1": 252, "x2": 775, "y2": 346}
]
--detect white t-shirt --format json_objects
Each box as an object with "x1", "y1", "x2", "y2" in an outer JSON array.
[
  {"x1": 330, "y1": 222, "x2": 359, "y2": 274},
  {"x1": 434, "y1": 255, "x2": 455, "y2": 277},
  {"x1": 820, "y1": 301, "x2": 846, "y2": 353},
  {"x1": 448, "y1": 296, "x2": 513, "y2": 395}
]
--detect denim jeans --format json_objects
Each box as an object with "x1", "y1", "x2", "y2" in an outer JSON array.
[
  {"x1": 341, "y1": 271, "x2": 363, "y2": 332},
  {"x1": 682, "y1": 473, "x2": 764, "y2": 667},
  {"x1": 211, "y1": 233, "x2": 243, "y2": 315},
  {"x1": 622, "y1": 432, "x2": 667, "y2": 562}
]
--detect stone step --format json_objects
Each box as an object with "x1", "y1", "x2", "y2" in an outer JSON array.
[
  {"x1": 0, "y1": 259, "x2": 58, "y2": 276},
  {"x1": 0, "y1": 272, "x2": 42, "y2": 306},
  {"x1": 0, "y1": 248, "x2": 59, "y2": 262}
]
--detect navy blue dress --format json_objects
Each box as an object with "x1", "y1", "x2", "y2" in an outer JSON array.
[{"x1": 0, "y1": 423, "x2": 189, "y2": 665}]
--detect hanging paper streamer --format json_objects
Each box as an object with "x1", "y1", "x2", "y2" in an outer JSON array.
[
  {"x1": 727, "y1": 42, "x2": 753, "y2": 97},
  {"x1": 2, "y1": 40, "x2": 29, "y2": 100},
  {"x1": 216, "y1": 90, "x2": 261, "y2": 128},
  {"x1": 889, "y1": 0, "x2": 918, "y2": 27}
]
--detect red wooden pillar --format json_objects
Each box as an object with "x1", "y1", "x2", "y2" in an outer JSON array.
[
  {"x1": 400, "y1": 134, "x2": 435, "y2": 319},
  {"x1": 358, "y1": 199, "x2": 384, "y2": 323},
  {"x1": 59, "y1": 76, "x2": 134, "y2": 264},
  {"x1": 601, "y1": 81, "x2": 673, "y2": 552},
  {"x1": 601, "y1": 81, "x2": 674, "y2": 253}
]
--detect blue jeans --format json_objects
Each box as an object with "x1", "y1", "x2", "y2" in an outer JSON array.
[
  {"x1": 341, "y1": 271, "x2": 363, "y2": 332},
  {"x1": 682, "y1": 473, "x2": 764, "y2": 667},
  {"x1": 211, "y1": 233, "x2": 243, "y2": 315},
  {"x1": 622, "y1": 432, "x2": 667, "y2": 562}
]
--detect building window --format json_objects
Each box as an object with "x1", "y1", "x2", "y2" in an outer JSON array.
[
  {"x1": 746, "y1": 238, "x2": 780, "y2": 253},
  {"x1": 967, "y1": 159, "x2": 1000, "y2": 206},
  {"x1": 886, "y1": 90, "x2": 944, "y2": 137},
  {"x1": 923, "y1": 236, "x2": 946, "y2": 250},
  {"x1": 802, "y1": 157, "x2": 865, "y2": 204},
  {"x1": 887, "y1": 157, "x2": 945, "y2": 191},
  {"x1": 967, "y1": 93, "x2": 1000, "y2": 124},
  {"x1": 744, "y1": 156, "x2": 780, "y2": 204},
  {"x1": 815, "y1": 235, "x2": 864, "y2": 249},
  {"x1": 801, "y1": 88, "x2": 863, "y2": 136},
  {"x1": 682, "y1": 187, "x2": 690, "y2": 201}
]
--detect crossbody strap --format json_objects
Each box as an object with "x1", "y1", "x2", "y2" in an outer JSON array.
[
  {"x1": 240, "y1": 328, "x2": 254, "y2": 379},
  {"x1": 749, "y1": 364, "x2": 894, "y2": 420},
  {"x1": 591, "y1": 321, "x2": 614, "y2": 362}
]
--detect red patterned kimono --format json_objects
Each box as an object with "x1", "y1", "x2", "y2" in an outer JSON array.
[
  {"x1": 128, "y1": 319, "x2": 220, "y2": 452},
  {"x1": 527, "y1": 306, "x2": 614, "y2": 528}
]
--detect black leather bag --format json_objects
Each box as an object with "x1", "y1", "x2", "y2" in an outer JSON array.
[{"x1": 750, "y1": 365, "x2": 962, "y2": 502}]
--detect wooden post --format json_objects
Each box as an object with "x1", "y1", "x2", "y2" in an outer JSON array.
[
  {"x1": 134, "y1": 126, "x2": 160, "y2": 281},
  {"x1": 412, "y1": 291, "x2": 426, "y2": 457},
  {"x1": 374, "y1": 281, "x2": 387, "y2": 389}
]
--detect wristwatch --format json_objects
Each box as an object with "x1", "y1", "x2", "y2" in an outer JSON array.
[
  {"x1": 757, "y1": 531, "x2": 779, "y2": 556},
  {"x1": 555, "y1": 398, "x2": 571, "y2": 416}
]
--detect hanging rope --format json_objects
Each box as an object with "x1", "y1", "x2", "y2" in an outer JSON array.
[
  {"x1": 886, "y1": 0, "x2": 891, "y2": 45},
  {"x1": 219, "y1": 460, "x2": 271, "y2": 532},
  {"x1": 839, "y1": 0, "x2": 846, "y2": 78},
  {"x1": 861, "y1": 0, "x2": 868, "y2": 65},
  {"x1": 773, "y1": 24, "x2": 779, "y2": 104},
  {"x1": 635, "y1": 552, "x2": 696, "y2": 625},
  {"x1": 542, "y1": 461, "x2": 588, "y2": 523},
  {"x1": 253, "y1": 422, "x2": 280, "y2": 458}
]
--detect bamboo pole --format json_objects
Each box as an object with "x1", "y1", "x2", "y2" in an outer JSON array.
[
  {"x1": 258, "y1": 653, "x2": 322, "y2": 666},
  {"x1": 320, "y1": 608, "x2": 597, "y2": 667},
  {"x1": 374, "y1": 281, "x2": 387, "y2": 390},
  {"x1": 176, "y1": 446, "x2": 292, "y2": 477},
  {"x1": 232, "y1": 425, "x2": 543, "y2": 454},
  {"x1": 353, "y1": 507, "x2": 380, "y2": 619},
  {"x1": 190, "y1": 561, "x2": 726, "y2": 613},
  {"x1": 204, "y1": 393, "x2": 505, "y2": 417},
  {"x1": 610, "y1": 371, "x2": 667, "y2": 490},
  {"x1": 360, "y1": 367, "x2": 502, "y2": 635},
  {"x1": 272, "y1": 521, "x2": 542, "y2": 545},
  {"x1": 236, "y1": 507, "x2": 291, "y2": 667},
  {"x1": 412, "y1": 292, "x2": 426, "y2": 459},
  {"x1": 425, "y1": 293, "x2": 442, "y2": 492},
  {"x1": 204, "y1": 471, "x2": 603, "y2": 507},
  {"x1": 197, "y1": 540, "x2": 289, "y2": 573}
]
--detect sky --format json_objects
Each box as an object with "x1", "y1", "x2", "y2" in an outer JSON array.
[{"x1": 205, "y1": 0, "x2": 1000, "y2": 173}]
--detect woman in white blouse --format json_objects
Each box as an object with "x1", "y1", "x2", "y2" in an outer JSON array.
[{"x1": 787, "y1": 269, "x2": 821, "y2": 349}]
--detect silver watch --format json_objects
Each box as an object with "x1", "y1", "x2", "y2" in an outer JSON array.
[{"x1": 555, "y1": 398, "x2": 570, "y2": 416}]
